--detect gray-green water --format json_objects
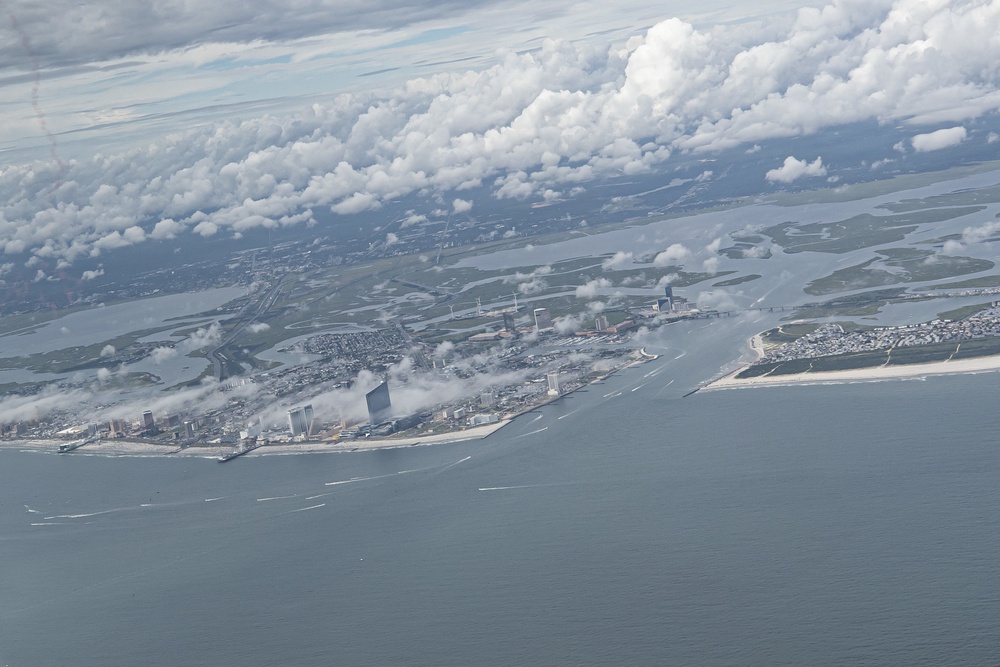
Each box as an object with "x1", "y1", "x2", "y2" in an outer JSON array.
[{"x1": 2, "y1": 318, "x2": 999, "y2": 665}]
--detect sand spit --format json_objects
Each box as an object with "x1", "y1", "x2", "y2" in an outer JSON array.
[{"x1": 704, "y1": 350, "x2": 1000, "y2": 390}]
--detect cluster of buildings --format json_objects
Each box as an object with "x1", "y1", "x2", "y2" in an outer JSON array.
[
  {"x1": 5, "y1": 276, "x2": 680, "y2": 447},
  {"x1": 757, "y1": 305, "x2": 1000, "y2": 364}
]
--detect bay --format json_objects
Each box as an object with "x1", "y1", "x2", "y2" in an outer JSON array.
[{"x1": 2, "y1": 314, "x2": 998, "y2": 665}]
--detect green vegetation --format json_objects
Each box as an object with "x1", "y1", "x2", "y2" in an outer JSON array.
[
  {"x1": 766, "y1": 160, "x2": 1000, "y2": 207},
  {"x1": 790, "y1": 288, "x2": 910, "y2": 319},
  {"x1": 937, "y1": 302, "x2": 995, "y2": 321},
  {"x1": 719, "y1": 245, "x2": 772, "y2": 260},
  {"x1": 762, "y1": 207, "x2": 985, "y2": 255},
  {"x1": 761, "y1": 323, "x2": 820, "y2": 344},
  {"x1": 713, "y1": 274, "x2": 761, "y2": 287},
  {"x1": 804, "y1": 248, "x2": 994, "y2": 295},
  {"x1": 876, "y1": 182, "x2": 1000, "y2": 212},
  {"x1": 924, "y1": 275, "x2": 1000, "y2": 290}
]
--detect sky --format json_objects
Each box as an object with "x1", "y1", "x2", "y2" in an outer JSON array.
[{"x1": 1, "y1": 0, "x2": 1000, "y2": 273}]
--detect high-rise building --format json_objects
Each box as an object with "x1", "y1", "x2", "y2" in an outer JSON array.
[
  {"x1": 287, "y1": 408, "x2": 308, "y2": 436},
  {"x1": 595, "y1": 315, "x2": 609, "y2": 332},
  {"x1": 366, "y1": 381, "x2": 392, "y2": 424},
  {"x1": 502, "y1": 312, "x2": 516, "y2": 332},
  {"x1": 110, "y1": 419, "x2": 127, "y2": 437},
  {"x1": 546, "y1": 371, "x2": 561, "y2": 396},
  {"x1": 534, "y1": 307, "x2": 553, "y2": 330},
  {"x1": 657, "y1": 285, "x2": 675, "y2": 312},
  {"x1": 142, "y1": 411, "x2": 154, "y2": 430}
]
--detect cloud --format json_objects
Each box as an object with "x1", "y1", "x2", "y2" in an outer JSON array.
[
  {"x1": 553, "y1": 314, "x2": 583, "y2": 333},
  {"x1": 5, "y1": 1, "x2": 1000, "y2": 265},
  {"x1": 765, "y1": 156, "x2": 827, "y2": 183},
  {"x1": 655, "y1": 274, "x2": 679, "y2": 290},
  {"x1": 151, "y1": 219, "x2": 185, "y2": 239},
  {"x1": 185, "y1": 322, "x2": 222, "y2": 351},
  {"x1": 962, "y1": 220, "x2": 1000, "y2": 245},
  {"x1": 653, "y1": 244, "x2": 692, "y2": 267},
  {"x1": 696, "y1": 290, "x2": 738, "y2": 312},
  {"x1": 517, "y1": 278, "x2": 547, "y2": 294},
  {"x1": 81, "y1": 268, "x2": 104, "y2": 280},
  {"x1": 742, "y1": 245, "x2": 770, "y2": 259},
  {"x1": 433, "y1": 341, "x2": 455, "y2": 358},
  {"x1": 283, "y1": 352, "x2": 536, "y2": 425},
  {"x1": 452, "y1": 198, "x2": 473, "y2": 214},
  {"x1": 149, "y1": 346, "x2": 178, "y2": 365},
  {"x1": 601, "y1": 251, "x2": 633, "y2": 270},
  {"x1": 385, "y1": 232, "x2": 399, "y2": 245},
  {"x1": 941, "y1": 239, "x2": 964, "y2": 255},
  {"x1": 575, "y1": 277, "x2": 611, "y2": 298},
  {"x1": 100, "y1": 344, "x2": 116, "y2": 357},
  {"x1": 247, "y1": 322, "x2": 271, "y2": 333},
  {"x1": 911, "y1": 126, "x2": 967, "y2": 152},
  {"x1": 401, "y1": 212, "x2": 427, "y2": 227},
  {"x1": 503, "y1": 265, "x2": 552, "y2": 284}
]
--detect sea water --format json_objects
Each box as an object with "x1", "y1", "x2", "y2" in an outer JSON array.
[{"x1": 2, "y1": 315, "x2": 998, "y2": 665}]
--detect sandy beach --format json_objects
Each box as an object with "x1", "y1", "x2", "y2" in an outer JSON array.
[
  {"x1": 1, "y1": 420, "x2": 511, "y2": 459},
  {"x1": 704, "y1": 351, "x2": 1000, "y2": 390},
  {"x1": 245, "y1": 420, "x2": 510, "y2": 457}
]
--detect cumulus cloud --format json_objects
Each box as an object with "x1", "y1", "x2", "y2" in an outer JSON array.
[
  {"x1": 742, "y1": 245, "x2": 770, "y2": 258},
  {"x1": 401, "y1": 212, "x2": 427, "y2": 227},
  {"x1": 517, "y1": 278, "x2": 547, "y2": 294},
  {"x1": 765, "y1": 156, "x2": 827, "y2": 183},
  {"x1": 185, "y1": 322, "x2": 223, "y2": 351},
  {"x1": 962, "y1": 220, "x2": 1000, "y2": 245},
  {"x1": 911, "y1": 126, "x2": 968, "y2": 152},
  {"x1": 4, "y1": 1, "x2": 1000, "y2": 266},
  {"x1": 696, "y1": 290, "x2": 738, "y2": 312},
  {"x1": 653, "y1": 244, "x2": 692, "y2": 267},
  {"x1": 553, "y1": 314, "x2": 584, "y2": 334},
  {"x1": 452, "y1": 198, "x2": 473, "y2": 214},
  {"x1": 100, "y1": 344, "x2": 116, "y2": 357},
  {"x1": 149, "y1": 346, "x2": 178, "y2": 365},
  {"x1": 575, "y1": 277, "x2": 611, "y2": 298},
  {"x1": 81, "y1": 268, "x2": 104, "y2": 280},
  {"x1": 247, "y1": 322, "x2": 271, "y2": 333},
  {"x1": 433, "y1": 341, "x2": 455, "y2": 358},
  {"x1": 601, "y1": 251, "x2": 634, "y2": 270},
  {"x1": 503, "y1": 265, "x2": 552, "y2": 284},
  {"x1": 941, "y1": 239, "x2": 964, "y2": 255},
  {"x1": 655, "y1": 274, "x2": 679, "y2": 290}
]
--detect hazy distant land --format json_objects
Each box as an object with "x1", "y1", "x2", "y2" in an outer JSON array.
[{"x1": 4, "y1": 162, "x2": 1000, "y2": 452}]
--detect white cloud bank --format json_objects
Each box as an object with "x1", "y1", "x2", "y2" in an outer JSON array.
[
  {"x1": 4, "y1": 0, "x2": 1000, "y2": 266},
  {"x1": 911, "y1": 126, "x2": 968, "y2": 152},
  {"x1": 765, "y1": 156, "x2": 827, "y2": 183}
]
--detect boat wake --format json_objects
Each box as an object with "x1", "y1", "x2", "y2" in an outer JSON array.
[{"x1": 286, "y1": 503, "x2": 325, "y2": 514}]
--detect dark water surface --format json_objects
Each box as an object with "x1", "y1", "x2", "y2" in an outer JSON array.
[{"x1": 3, "y1": 321, "x2": 999, "y2": 665}]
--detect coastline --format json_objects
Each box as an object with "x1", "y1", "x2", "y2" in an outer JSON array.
[
  {"x1": 0, "y1": 421, "x2": 511, "y2": 459},
  {"x1": 0, "y1": 351, "x2": 652, "y2": 460},
  {"x1": 704, "y1": 348, "x2": 1000, "y2": 390}
]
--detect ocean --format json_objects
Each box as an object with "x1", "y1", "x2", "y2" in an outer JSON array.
[{"x1": 2, "y1": 315, "x2": 999, "y2": 665}]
